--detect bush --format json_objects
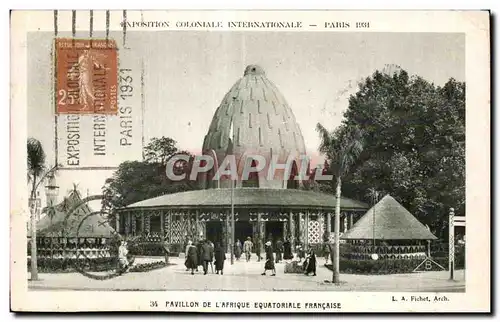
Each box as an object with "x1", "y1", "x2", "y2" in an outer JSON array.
[
  {"x1": 129, "y1": 261, "x2": 169, "y2": 273},
  {"x1": 28, "y1": 257, "x2": 117, "y2": 273},
  {"x1": 325, "y1": 254, "x2": 464, "y2": 275},
  {"x1": 128, "y1": 242, "x2": 165, "y2": 256},
  {"x1": 127, "y1": 241, "x2": 182, "y2": 257}
]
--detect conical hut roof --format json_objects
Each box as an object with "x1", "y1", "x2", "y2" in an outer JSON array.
[
  {"x1": 28, "y1": 190, "x2": 115, "y2": 238},
  {"x1": 341, "y1": 195, "x2": 437, "y2": 240}
]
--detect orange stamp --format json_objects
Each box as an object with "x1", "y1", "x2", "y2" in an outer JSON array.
[{"x1": 55, "y1": 38, "x2": 118, "y2": 114}]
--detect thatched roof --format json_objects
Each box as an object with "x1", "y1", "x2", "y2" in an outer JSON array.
[
  {"x1": 29, "y1": 191, "x2": 115, "y2": 238},
  {"x1": 341, "y1": 195, "x2": 437, "y2": 240},
  {"x1": 123, "y1": 188, "x2": 369, "y2": 211}
]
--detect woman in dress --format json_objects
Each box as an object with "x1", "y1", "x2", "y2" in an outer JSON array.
[
  {"x1": 283, "y1": 238, "x2": 293, "y2": 260},
  {"x1": 118, "y1": 241, "x2": 129, "y2": 274},
  {"x1": 214, "y1": 242, "x2": 226, "y2": 275},
  {"x1": 234, "y1": 239, "x2": 242, "y2": 261},
  {"x1": 186, "y1": 241, "x2": 199, "y2": 275},
  {"x1": 304, "y1": 249, "x2": 317, "y2": 276},
  {"x1": 261, "y1": 241, "x2": 276, "y2": 276}
]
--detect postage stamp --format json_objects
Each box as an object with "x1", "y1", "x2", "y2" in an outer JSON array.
[
  {"x1": 56, "y1": 38, "x2": 118, "y2": 114},
  {"x1": 10, "y1": 10, "x2": 490, "y2": 313}
]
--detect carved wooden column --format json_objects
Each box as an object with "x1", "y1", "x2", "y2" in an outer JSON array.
[
  {"x1": 296, "y1": 212, "x2": 304, "y2": 244},
  {"x1": 130, "y1": 212, "x2": 137, "y2": 236},
  {"x1": 225, "y1": 211, "x2": 230, "y2": 253},
  {"x1": 343, "y1": 213, "x2": 348, "y2": 233},
  {"x1": 327, "y1": 212, "x2": 332, "y2": 236},
  {"x1": 349, "y1": 213, "x2": 354, "y2": 230},
  {"x1": 141, "y1": 212, "x2": 145, "y2": 235},
  {"x1": 115, "y1": 212, "x2": 120, "y2": 233},
  {"x1": 289, "y1": 212, "x2": 295, "y2": 250},
  {"x1": 305, "y1": 211, "x2": 310, "y2": 249},
  {"x1": 318, "y1": 212, "x2": 325, "y2": 239},
  {"x1": 168, "y1": 211, "x2": 173, "y2": 244},
  {"x1": 258, "y1": 212, "x2": 265, "y2": 254},
  {"x1": 195, "y1": 211, "x2": 200, "y2": 241},
  {"x1": 160, "y1": 210, "x2": 165, "y2": 241},
  {"x1": 145, "y1": 212, "x2": 151, "y2": 235},
  {"x1": 186, "y1": 212, "x2": 192, "y2": 240},
  {"x1": 283, "y1": 214, "x2": 287, "y2": 240},
  {"x1": 124, "y1": 212, "x2": 130, "y2": 237}
]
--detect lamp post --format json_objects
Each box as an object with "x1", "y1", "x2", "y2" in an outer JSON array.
[
  {"x1": 29, "y1": 165, "x2": 58, "y2": 281},
  {"x1": 371, "y1": 190, "x2": 379, "y2": 260}
]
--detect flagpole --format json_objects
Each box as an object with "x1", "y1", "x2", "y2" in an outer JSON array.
[{"x1": 372, "y1": 194, "x2": 376, "y2": 253}]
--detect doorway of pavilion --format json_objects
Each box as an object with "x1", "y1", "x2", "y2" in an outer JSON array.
[
  {"x1": 265, "y1": 221, "x2": 284, "y2": 246},
  {"x1": 206, "y1": 221, "x2": 224, "y2": 245},
  {"x1": 149, "y1": 215, "x2": 161, "y2": 234},
  {"x1": 235, "y1": 221, "x2": 253, "y2": 245}
]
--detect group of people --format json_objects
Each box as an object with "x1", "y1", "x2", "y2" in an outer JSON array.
[
  {"x1": 233, "y1": 237, "x2": 295, "y2": 263},
  {"x1": 184, "y1": 239, "x2": 226, "y2": 275}
]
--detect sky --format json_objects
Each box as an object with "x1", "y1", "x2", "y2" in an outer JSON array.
[{"x1": 27, "y1": 31, "x2": 465, "y2": 207}]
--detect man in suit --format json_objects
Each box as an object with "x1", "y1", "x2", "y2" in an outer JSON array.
[{"x1": 201, "y1": 240, "x2": 214, "y2": 275}]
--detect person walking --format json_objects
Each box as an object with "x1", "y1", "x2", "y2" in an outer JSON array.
[
  {"x1": 283, "y1": 238, "x2": 293, "y2": 260},
  {"x1": 214, "y1": 242, "x2": 226, "y2": 275},
  {"x1": 255, "y1": 237, "x2": 262, "y2": 262},
  {"x1": 234, "y1": 239, "x2": 242, "y2": 261},
  {"x1": 243, "y1": 237, "x2": 253, "y2": 262},
  {"x1": 261, "y1": 241, "x2": 276, "y2": 276},
  {"x1": 201, "y1": 240, "x2": 214, "y2": 275},
  {"x1": 196, "y1": 239, "x2": 204, "y2": 272},
  {"x1": 275, "y1": 238, "x2": 283, "y2": 263},
  {"x1": 296, "y1": 243, "x2": 305, "y2": 262},
  {"x1": 186, "y1": 241, "x2": 198, "y2": 275},
  {"x1": 304, "y1": 249, "x2": 317, "y2": 276},
  {"x1": 322, "y1": 231, "x2": 330, "y2": 265},
  {"x1": 208, "y1": 240, "x2": 215, "y2": 273},
  {"x1": 118, "y1": 240, "x2": 129, "y2": 274}
]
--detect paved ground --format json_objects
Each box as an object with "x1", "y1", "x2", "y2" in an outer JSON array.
[{"x1": 28, "y1": 255, "x2": 465, "y2": 292}]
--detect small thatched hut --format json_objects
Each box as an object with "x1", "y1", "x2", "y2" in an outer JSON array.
[
  {"x1": 28, "y1": 190, "x2": 116, "y2": 260},
  {"x1": 341, "y1": 195, "x2": 437, "y2": 260}
]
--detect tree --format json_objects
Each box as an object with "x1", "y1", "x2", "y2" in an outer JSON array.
[
  {"x1": 143, "y1": 137, "x2": 180, "y2": 164},
  {"x1": 321, "y1": 68, "x2": 465, "y2": 239},
  {"x1": 316, "y1": 124, "x2": 364, "y2": 284},
  {"x1": 27, "y1": 138, "x2": 58, "y2": 280},
  {"x1": 102, "y1": 137, "x2": 197, "y2": 221},
  {"x1": 102, "y1": 137, "x2": 197, "y2": 265}
]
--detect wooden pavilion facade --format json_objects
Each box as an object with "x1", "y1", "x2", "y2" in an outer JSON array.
[{"x1": 117, "y1": 188, "x2": 368, "y2": 253}]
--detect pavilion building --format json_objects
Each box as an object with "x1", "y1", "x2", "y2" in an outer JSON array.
[
  {"x1": 341, "y1": 195, "x2": 438, "y2": 259},
  {"x1": 117, "y1": 65, "x2": 369, "y2": 253}
]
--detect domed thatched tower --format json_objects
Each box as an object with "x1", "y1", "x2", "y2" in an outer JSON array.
[{"x1": 201, "y1": 65, "x2": 307, "y2": 189}]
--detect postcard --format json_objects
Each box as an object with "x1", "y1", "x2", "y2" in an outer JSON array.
[{"x1": 10, "y1": 10, "x2": 490, "y2": 312}]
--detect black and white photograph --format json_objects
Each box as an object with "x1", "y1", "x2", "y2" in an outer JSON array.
[{"x1": 10, "y1": 10, "x2": 490, "y2": 312}]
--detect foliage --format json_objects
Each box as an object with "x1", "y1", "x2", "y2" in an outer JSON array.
[
  {"x1": 27, "y1": 257, "x2": 117, "y2": 273},
  {"x1": 129, "y1": 261, "x2": 170, "y2": 273},
  {"x1": 318, "y1": 69, "x2": 465, "y2": 238},
  {"x1": 27, "y1": 138, "x2": 46, "y2": 183},
  {"x1": 325, "y1": 252, "x2": 464, "y2": 275},
  {"x1": 102, "y1": 137, "x2": 198, "y2": 212},
  {"x1": 129, "y1": 242, "x2": 165, "y2": 257}
]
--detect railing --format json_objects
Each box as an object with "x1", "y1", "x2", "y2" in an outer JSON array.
[{"x1": 27, "y1": 237, "x2": 113, "y2": 259}]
